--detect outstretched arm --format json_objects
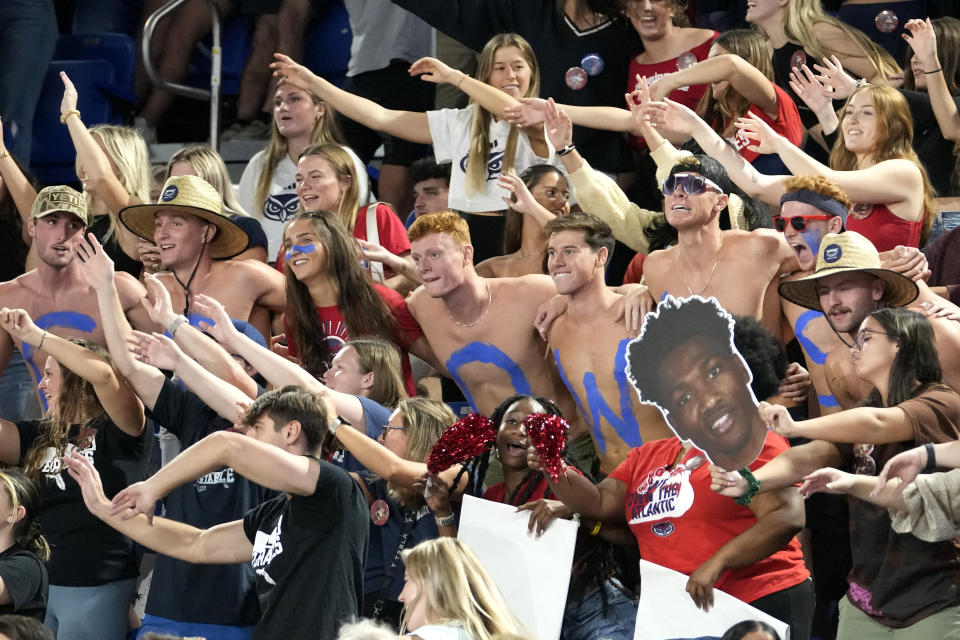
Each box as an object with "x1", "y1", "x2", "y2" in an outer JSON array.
[
  {"x1": 711, "y1": 439, "x2": 847, "y2": 498},
  {"x1": 799, "y1": 467, "x2": 907, "y2": 509},
  {"x1": 271, "y1": 54, "x2": 431, "y2": 144},
  {"x1": 760, "y1": 401, "x2": 916, "y2": 444},
  {"x1": 651, "y1": 54, "x2": 778, "y2": 116},
  {"x1": 64, "y1": 452, "x2": 253, "y2": 563},
  {"x1": 0, "y1": 307, "x2": 145, "y2": 437},
  {"x1": 190, "y1": 294, "x2": 368, "y2": 426},
  {"x1": 527, "y1": 446, "x2": 626, "y2": 522},
  {"x1": 110, "y1": 429, "x2": 325, "y2": 522},
  {"x1": 410, "y1": 57, "x2": 521, "y2": 120},
  {"x1": 76, "y1": 234, "x2": 165, "y2": 411},
  {"x1": 0, "y1": 121, "x2": 37, "y2": 244}
]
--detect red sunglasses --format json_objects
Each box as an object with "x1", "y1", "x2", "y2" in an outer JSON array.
[{"x1": 773, "y1": 215, "x2": 834, "y2": 232}]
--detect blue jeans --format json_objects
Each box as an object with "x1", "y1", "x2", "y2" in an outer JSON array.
[
  {"x1": 138, "y1": 615, "x2": 254, "y2": 640},
  {"x1": 0, "y1": 0, "x2": 58, "y2": 163},
  {"x1": 46, "y1": 578, "x2": 137, "y2": 640},
  {"x1": 925, "y1": 210, "x2": 960, "y2": 249},
  {"x1": 0, "y1": 348, "x2": 42, "y2": 422},
  {"x1": 563, "y1": 579, "x2": 638, "y2": 640}
]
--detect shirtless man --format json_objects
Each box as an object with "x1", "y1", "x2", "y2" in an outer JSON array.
[
  {"x1": 544, "y1": 213, "x2": 672, "y2": 472},
  {"x1": 0, "y1": 186, "x2": 150, "y2": 408},
  {"x1": 641, "y1": 155, "x2": 799, "y2": 339},
  {"x1": 779, "y1": 230, "x2": 960, "y2": 409},
  {"x1": 119, "y1": 175, "x2": 285, "y2": 341},
  {"x1": 405, "y1": 212, "x2": 587, "y2": 439}
]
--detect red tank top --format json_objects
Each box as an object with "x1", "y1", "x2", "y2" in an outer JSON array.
[{"x1": 847, "y1": 203, "x2": 923, "y2": 251}]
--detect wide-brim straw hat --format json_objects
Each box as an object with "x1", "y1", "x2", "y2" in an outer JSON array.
[
  {"x1": 120, "y1": 175, "x2": 249, "y2": 260},
  {"x1": 779, "y1": 231, "x2": 918, "y2": 311}
]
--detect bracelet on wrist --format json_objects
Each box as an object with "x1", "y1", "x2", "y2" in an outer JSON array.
[
  {"x1": 924, "y1": 67, "x2": 943, "y2": 75},
  {"x1": 166, "y1": 314, "x2": 189, "y2": 338},
  {"x1": 589, "y1": 521, "x2": 602, "y2": 536},
  {"x1": 37, "y1": 330, "x2": 47, "y2": 351},
  {"x1": 924, "y1": 443, "x2": 937, "y2": 472},
  {"x1": 734, "y1": 468, "x2": 761, "y2": 507},
  {"x1": 556, "y1": 144, "x2": 576, "y2": 157},
  {"x1": 457, "y1": 73, "x2": 467, "y2": 89},
  {"x1": 435, "y1": 512, "x2": 456, "y2": 527},
  {"x1": 60, "y1": 109, "x2": 81, "y2": 124},
  {"x1": 329, "y1": 415, "x2": 351, "y2": 437}
]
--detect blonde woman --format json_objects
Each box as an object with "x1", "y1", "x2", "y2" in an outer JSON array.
[
  {"x1": 237, "y1": 82, "x2": 369, "y2": 260},
  {"x1": 334, "y1": 398, "x2": 458, "y2": 627},
  {"x1": 271, "y1": 32, "x2": 555, "y2": 219},
  {"x1": 59, "y1": 73, "x2": 151, "y2": 277},
  {"x1": 400, "y1": 537, "x2": 527, "y2": 640}
]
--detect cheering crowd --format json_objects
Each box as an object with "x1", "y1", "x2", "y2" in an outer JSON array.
[{"x1": 1, "y1": 0, "x2": 960, "y2": 639}]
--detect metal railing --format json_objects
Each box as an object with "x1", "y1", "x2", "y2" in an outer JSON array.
[{"x1": 141, "y1": 0, "x2": 222, "y2": 150}]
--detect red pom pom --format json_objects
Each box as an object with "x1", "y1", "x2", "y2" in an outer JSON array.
[
  {"x1": 427, "y1": 413, "x2": 496, "y2": 474},
  {"x1": 524, "y1": 413, "x2": 569, "y2": 482}
]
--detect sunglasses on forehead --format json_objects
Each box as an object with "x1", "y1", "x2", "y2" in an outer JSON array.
[
  {"x1": 772, "y1": 214, "x2": 835, "y2": 233},
  {"x1": 661, "y1": 173, "x2": 723, "y2": 196}
]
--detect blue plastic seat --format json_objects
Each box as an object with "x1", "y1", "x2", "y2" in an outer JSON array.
[
  {"x1": 304, "y1": 0, "x2": 352, "y2": 87},
  {"x1": 54, "y1": 33, "x2": 137, "y2": 104}
]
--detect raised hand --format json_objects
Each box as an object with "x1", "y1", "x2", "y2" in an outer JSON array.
[
  {"x1": 0, "y1": 307, "x2": 43, "y2": 346},
  {"x1": 109, "y1": 478, "x2": 162, "y2": 524},
  {"x1": 798, "y1": 467, "x2": 858, "y2": 498},
  {"x1": 543, "y1": 98, "x2": 573, "y2": 150},
  {"x1": 733, "y1": 112, "x2": 782, "y2": 155},
  {"x1": 758, "y1": 401, "x2": 798, "y2": 437},
  {"x1": 409, "y1": 57, "x2": 458, "y2": 85},
  {"x1": 270, "y1": 53, "x2": 321, "y2": 94},
  {"x1": 127, "y1": 330, "x2": 182, "y2": 371},
  {"x1": 789, "y1": 64, "x2": 832, "y2": 116},
  {"x1": 498, "y1": 172, "x2": 542, "y2": 214},
  {"x1": 60, "y1": 71, "x2": 79, "y2": 121},
  {"x1": 137, "y1": 240, "x2": 163, "y2": 274},
  {"x1": 75, "y1": 233, "x2": 117, "y2": 291},
  {"x1": 709, "y1": 464, "x2": 748, "y2": 497},
  {"x1": 191, "y1": 293, "x2": 239, "y2": 344},
  {"x1": 140, "y1": 273, "x2": 178, "y2": 327},
  {"x1": 414, "y1": 472, "x2": 453, "y2": 516},
  {"x1": 903, "y1": 18, "x2": 939, "y2": 70},
  {"x1": 639, "y1": 98, "x2": 701, "y2": 137},
  {"x1": 503, "y1": 97, "x2": 548, "y2": 128},
  {"x1": 812, "y1": 55, "x2": 858, "y2": 101}
]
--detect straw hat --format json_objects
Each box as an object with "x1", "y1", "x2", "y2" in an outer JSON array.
[
  {"x1": 119, "y1": 175, "x2": 249, "y2": 259},
  {"x1": 32, "y1": 185, "x2": 90, "y2": 226},
  {"x1": 778, "y1": 231, "x2": 918, "y2": 311}
]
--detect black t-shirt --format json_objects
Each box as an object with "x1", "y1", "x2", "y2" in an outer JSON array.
[
  {"x1": 0, "y1": 214, "x2": 27, "y2": 283},
  {"x1": 242, "y1": 458, "x2": 368, "y2": 640},
  {"x1": 144, "y1": 378, "x2": 269, "y2": 625},
  {"x1": 17, "y1": 414, "x2": 149, "y2": 586},
  {"x1": 228, "y1": 215, "x2": 268, "y2": 256},
  {"x1": 88, "y1": 215, "x2": 143, "y2": 278},
  {"x1": 0, "y1": 545, "x2": 48, "y2": 621},
  {"x1": 901, "y1": 89, "x2": 960, "y2": 197}
]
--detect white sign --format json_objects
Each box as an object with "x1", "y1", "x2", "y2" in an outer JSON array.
[
  {"x1": 458, "y1": 494, "x2": 578, "y2": 640},
  {"x1": 635, "y1": 560, "x2": 789, "y2": 640}
]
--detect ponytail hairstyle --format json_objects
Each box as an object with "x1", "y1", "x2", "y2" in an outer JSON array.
[
  {"x1": 253, "y1": 84, "x2": 346, "y2": 220},
  {"x1": 695, "y1": 30, "x2": 774, "y2": 139},
  {"x1": 0, "y1": 470, "x2": 50, "y2": 561},
  {"x1": 466, "y1": 34, "x2": 540, "y2": 196},
  {"x1": 23, "y1": 339, "x2": 110, "y2": 482}
]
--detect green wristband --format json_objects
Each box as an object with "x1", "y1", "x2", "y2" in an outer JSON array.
[{"x1": 734, "y1": 468, "x2": 761, "y2": 506}]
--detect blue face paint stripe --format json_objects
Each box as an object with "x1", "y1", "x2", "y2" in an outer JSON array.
[
  {"x1": 445, "y1": 342, "x2": 534, "y2": 412},
  {"x1": 554, "y1": 349, "x2": 605, "y2": 453},
  {"x1": 794, "y1": 310, "x2": 829, "y2": 365},
  {"x1": 23, "y1": 311, "x2": 99, "y2": 411},
  {"x1": 284, "y1": 243, "x2": 318, "y2": 261},
  {"x1": 817, "y1": 394, "x2": 840, "y2": 408},
  {"x1": 799, "y1": 228, "x2": 824, "y2": 261}
]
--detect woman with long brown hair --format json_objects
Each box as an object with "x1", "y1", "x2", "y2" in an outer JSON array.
[
  {"x1": 280, "y1": 211, "x2": 435, "y2": 395},
  {"x1": 0, "y1": 307, "x2": 146, "y2": 640}
]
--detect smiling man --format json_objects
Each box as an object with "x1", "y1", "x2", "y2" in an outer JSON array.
[
  {"x1": 642, "y1": 156, "x2": 798, "y2": 340},
  {"x1": 627, "y1": 295, "x2": 766, "y2": 471},
  {"x1": 0, "y1": 186, "x2": 150, "y2": 411},
  {"x1": 120, "y1": 175, "x2": 285, "y2": 343},
  {"x1": 404, "y1": 211, "x2": 588, "y2": 440},
  {"x1": 543, "y1": 213, "x2": 672, "y2": 472}
]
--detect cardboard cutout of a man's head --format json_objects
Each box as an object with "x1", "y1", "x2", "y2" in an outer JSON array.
[{"x1": 626, "y1": 296, "x2": 765, "y2": 470}]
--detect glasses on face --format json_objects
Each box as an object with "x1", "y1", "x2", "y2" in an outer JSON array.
[
  {"x1": 661, "y1": 173, "x2": 723, "y2": 196},
  {"x1": 772, "y1": 215, "x2": 835, "y2": 233},
  {"x1": 854, "y1": 328, "x2": 897, "y2": 350},
  {"x1": 380, "y1": 425, "x2": 407, "y2": 438}
]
